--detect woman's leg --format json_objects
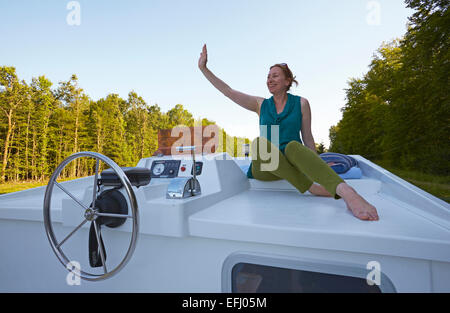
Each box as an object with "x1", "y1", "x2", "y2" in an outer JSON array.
[
  {"x1": 251, "y1": 137, "x2": 379, "y2": 221},
  {"x1": 251, "y1": 137, "x2": 313, "y2": 193},
  {"x1": 284, "y1": 140, "x2": 379, "y2": 220},
  {"x1": 284, "y1": 141, "x2": 344, "y2": 199}
]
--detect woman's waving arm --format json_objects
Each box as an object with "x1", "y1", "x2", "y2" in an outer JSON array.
[{"x1": 198, "y1": 44, "x2": 264, "y2": 115}]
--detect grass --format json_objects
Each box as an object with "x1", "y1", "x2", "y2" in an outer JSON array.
[{"x1": 0, "y1": 177, "x2": 80, "y2": 195}]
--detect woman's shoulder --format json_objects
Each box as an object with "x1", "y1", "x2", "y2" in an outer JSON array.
[
  {"x1": 287, "y1": 93, "x2": 301, "y2": 100},
  {"x1": 256, "y1": 96, "x2": 268, "y2": 116},
  {"x1": 287, "y1": 93, "x2": 306, "y2": 105},
  {"x1": 288, "y1": 94, "x2": 309, "y2": 116},
  {"x1": 300, "y1": 96, "x2": 310, "y2": 107},
  {"x1": 293, "y1": 94, "x2": 308, "y2": 107}
]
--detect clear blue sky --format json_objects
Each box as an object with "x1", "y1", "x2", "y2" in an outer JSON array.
[{"x1": 0, "y1": 0, "x2": 413, "y2": 147}]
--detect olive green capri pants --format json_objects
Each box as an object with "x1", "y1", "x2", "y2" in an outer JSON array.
[{"x1": 250, "y1": 137, "x2": 344, "y2": 199}]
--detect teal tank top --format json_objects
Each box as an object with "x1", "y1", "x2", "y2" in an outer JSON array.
[{"x1": 247, "y1": 93, "x2": 303, "y2": 178}]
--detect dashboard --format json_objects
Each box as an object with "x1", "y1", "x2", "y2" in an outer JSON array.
[{"x1": 149, "y1": 160, "x2": 203, "y2": 178}]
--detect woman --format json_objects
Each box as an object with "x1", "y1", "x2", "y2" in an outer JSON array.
[{"x1": 198, "y1": 44, "x2": 379, "y2": 221}]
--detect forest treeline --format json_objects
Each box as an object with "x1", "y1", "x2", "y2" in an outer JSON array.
[
  {"x1": 329, "y1": 0, "x2": 449, "y2": 175},
  {"x1": 0, "y1": 71, "x2": 248, "y2": 183}
]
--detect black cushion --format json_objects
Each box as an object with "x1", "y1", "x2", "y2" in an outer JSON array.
[{"x1": 100, "y1": 167, "x2": 151, "y2": 187}]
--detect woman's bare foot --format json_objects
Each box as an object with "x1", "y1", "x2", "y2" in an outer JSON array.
[
  {"x1": 308, "y1": 184, "x2": 332, "y2": 197},
  {"x1": 336, "y1": 183, "x2": 379, "y2": 221}
]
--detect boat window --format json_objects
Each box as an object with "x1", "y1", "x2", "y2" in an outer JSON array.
[{"x1": 231, "y1": 263, "x2": 382, "y2": 293}]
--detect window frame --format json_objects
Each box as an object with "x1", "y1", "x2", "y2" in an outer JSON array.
[{"x1": 222, "y1": 252, "x2": 396, "y2": 293}]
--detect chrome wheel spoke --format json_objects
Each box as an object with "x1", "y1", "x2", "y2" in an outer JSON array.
[
  {"x1": 93, "y1": 221, "x2": 107, "y2": 274},
  {"x1": 56, "y1": 219, "x2": 88, "y2": 249},
  {"x1": 95, "y1": 212, "x2": 133, "y2": 219},
  {"x1": 92, "y1": 159, "x2": 100, "y2": 206},
  {"x1": 55, "y1": 181, "x2": 89, "y2": 211}
]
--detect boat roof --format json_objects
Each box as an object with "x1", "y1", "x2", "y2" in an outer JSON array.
[
  {"x1": 190, "y1": 186, "x2": 450, "y2": 262},
  {"x1": 0, "y1": 154, "x2": 449, "y2": 263}
]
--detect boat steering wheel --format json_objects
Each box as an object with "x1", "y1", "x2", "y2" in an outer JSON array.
[{"x1": 43, "y1": 151, "x2": 139, "y2": 281}]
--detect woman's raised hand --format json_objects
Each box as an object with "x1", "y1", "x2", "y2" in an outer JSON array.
[
  {"x1": 198, "y1": 44, "x2": 208, "y2": 70},
  {"x1": 197, "y1": 43, "x2": 263, "y2": 114}
]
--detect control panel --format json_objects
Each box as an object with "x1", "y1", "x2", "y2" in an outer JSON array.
[
  {"x1": 150, "y1": 160, "x2": 181, "y2": 178},
  {"x1": 149, "y1": 160, "x2": 203, "y2": 178}
]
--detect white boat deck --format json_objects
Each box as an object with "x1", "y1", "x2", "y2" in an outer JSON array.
[
  {"x1": 189, "y1": 186, "x2": 450, "y2": 262},
  {"x1": 0, "y1": 177, "x2": 90, "y2": 222},
  {"x1": 1, "y1": 155, "x2": 449, "y2": 264}
]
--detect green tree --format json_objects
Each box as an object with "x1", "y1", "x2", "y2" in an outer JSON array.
[
  {"x1": 0, "y1": 66, "x2": 28, "y2": 182},
  {"x1": 55, "y1": 75, "x2": 90, "y2": 178},
  {"x1": 329, "y1": 0, "x2": 449, "y2": 174},
  {"x1": 0, "y1": 68, "x2": 252, "y2": 184},
  {"x1": 316, "y1": 142, "x2": 326, "y2": 154},
  {"x1": 167, "y1": 104, "x2": 194, "y2": 128},
  {"x1": 95, "y1": 94, "x2": 128, "y2": 167},
  {"x1": 30, "y1": 76, "x2": 57, "y2": 180}
]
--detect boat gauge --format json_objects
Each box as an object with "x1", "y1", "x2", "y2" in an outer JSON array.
[{"x1": 152, "y1": 163, "x2": 165, "y2": 176}]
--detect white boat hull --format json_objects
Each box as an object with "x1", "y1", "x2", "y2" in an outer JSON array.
[{"x1": 1, "y1": 153, "x2": 449, "y2": 292}]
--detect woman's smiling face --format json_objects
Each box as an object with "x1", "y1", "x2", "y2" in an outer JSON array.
[{"x1": 267, "y1": 66, "x2": 291, "y2": 94}]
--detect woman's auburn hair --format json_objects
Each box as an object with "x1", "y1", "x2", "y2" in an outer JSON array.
[{"x1": 270, "y1": 63, "x2": 299, "y2": 91}]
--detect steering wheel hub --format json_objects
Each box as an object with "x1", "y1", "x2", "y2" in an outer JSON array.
[{"x1": 84, "y1": 208, "x2": 97, "y2": 221}]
